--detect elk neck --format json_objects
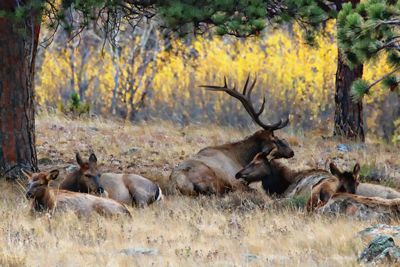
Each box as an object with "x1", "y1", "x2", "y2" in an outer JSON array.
[
  {"x1": 60, "y1": 169, "x2": 81, "y2": 191},
  {"x1": 220, "y1": 130, "x2": 267, "y2": 166},
  {"x1": 32, "y1": 187, "x2": 56, "y2": 212},
  {"x1": 269, "y1": 160, "x2": 298, "y2": 183}
]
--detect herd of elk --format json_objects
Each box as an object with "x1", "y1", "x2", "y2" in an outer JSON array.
[
  {"x1": 170, "y1": 75, "x2": 294, "y2": 195},
  {"x1": 236, "y1": 147, "x2": 400, "y2": 214},
  {"x1": 235, "y1": 150, "x2": 357, "y2": 203},
  {"x1": 20, "y1": 75, "x2": 400, "y2": 219},
  {"x1": 23, "y1": 169, "x2": 131, "y2": 217}
]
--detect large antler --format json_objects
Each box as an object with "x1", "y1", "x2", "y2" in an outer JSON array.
[{"x1": 200, "y1": 74, "x2": 288, "y2": 131}]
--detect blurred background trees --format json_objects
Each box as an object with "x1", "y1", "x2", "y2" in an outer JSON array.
[{"x1": 36, "y1": 19, "x2": 399, "y2": 143}]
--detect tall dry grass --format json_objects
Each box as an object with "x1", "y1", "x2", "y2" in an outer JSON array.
[{"x1": 1, "y1": 113, "x2": 399, "y2": 266}]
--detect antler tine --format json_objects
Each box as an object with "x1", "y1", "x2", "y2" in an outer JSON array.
[
  {"x1": 200, "y1": 75, "x2": 289, "y2": 132},
  {"x1": 242, "y1": 74, "x2": 250, "y2": 95},
  {"x1": 246, "y1": 75, "x2": 257, "y2": 100},
  {"x1": 256, "y1": 96, "x2": 266, "y2": 117}
]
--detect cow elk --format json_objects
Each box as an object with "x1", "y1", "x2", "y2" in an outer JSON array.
[
  {"x1": 23, "y1": 169, "x2": 131, "y2": 217},
  {"x1": 170, "y1": 75, "x2": 294, "y2": 195},
  {"x1": 306, "y1": 162, "x2": 360, "y2": 212},
  {"x1": 330, "y1": 163, "x2": 400, "y2": 199},
  {"x1": 60, "y1": 153, "x2": 162, "y2": 207}
]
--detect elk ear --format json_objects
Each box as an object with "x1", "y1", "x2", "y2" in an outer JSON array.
[
  {"x1": 329, "y1": 162, "x2": 341, "y2": 177},
  {"x1": 254, "y1": 152, "x2": 268, "y2": 160},
  {"x1": 89, "y1": 153, "x2": 97, "y2": 164},
  {"x1": 353, "y1": 163, "x2": 361, "y2": 178},
  {"x1": 262, "y1": 146, "x2": 277, "y2": 160},
  {"x1": 21, "y1": 169, "x2": 33, "y2": 180},
  {"x1": 47, "y1": 169, "x2": 59, "y2": 180},
  {"x1": 76, "y1": 153, "x2": 83, "y2": 166}
]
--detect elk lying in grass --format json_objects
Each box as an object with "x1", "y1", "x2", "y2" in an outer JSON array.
[
  {"x1": 328, "y1": 163, "x2": 400, "y2": 199},
  {"x1": 306, "y1": 163, "x2": 360, "y2": 212},
  {"x1": 170, "y1": 75, "x2": 294, "y2": 195},
  {"x1": 23, "y1": 169, "x2": 131, "y2": 217},
  {"x1": 60, "y1": 153, "x2": 162, "y2": 207},
  {"x1": 235, "y1": 151, "x2": 334, "y2": 198},
  {"x1": 317, "y1": 193, "x2": 400, "y2": 221}
]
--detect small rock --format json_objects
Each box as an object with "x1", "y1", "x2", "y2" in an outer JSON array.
[
  {"x1": 359, "y1": 224, "x2": 400, "y2": 242},
  {"x1": 89, "y1": 127, "x2": 99, "y2": 132},
  {"x1": 244, "y1": 253, "x2": 259, "y2": 262},
  {"x1": 359, "y1": 235, "x2": 400, "y2": 264},
  {"x1": 119, "y1": 247, "x2": 158, "y2": 256},
  {"x1": 336, "y1": 144, "x2": 351, "y2": 153},
  {"x1": 66, "y1": 165, "x2": 79, "y2": 173},
  {"x1": 122, "y1": 147, "x2": 140, "y2": 155}
]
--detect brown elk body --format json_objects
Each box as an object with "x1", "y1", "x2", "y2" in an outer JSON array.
[
  {"x1": 356, "y1": 183, "x2": 400, "y2": 199},
  {"x1": 170, "y1": 76, "x2": 294, "y2": 195},
  {"x1": 24, "y1": 170, "x2": 131, "y2": 217},
  {"x1": 60, "y1": 153, "x2": 162, "y2": 207},
  {"x1": 306, "y1": 163, "x2": 360, "y2": 212}
]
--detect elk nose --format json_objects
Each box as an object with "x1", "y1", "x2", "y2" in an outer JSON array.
[
  {"x1": 25, "y1": 191, "x2": 33, "y2": 199},
  {"x1": 289, "y1": 150, "x2": 294, "y2": 157},
  {"x1": 97, "y1": 187, "x2": 105, "y2": 194},
  {"x1": 235, "y1": 172, "x2": 243, "y2": 179}
]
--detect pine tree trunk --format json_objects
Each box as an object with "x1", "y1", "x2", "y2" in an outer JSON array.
[
  {"x1": 0, "y1": 2, "x2": 41, "y2": 178},
  {"x1": 333, "y1": 49, "x2": 364, "y2": 141}
]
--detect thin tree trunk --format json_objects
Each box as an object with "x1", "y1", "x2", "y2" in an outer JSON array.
[
  {"x1": 333, "y1": 49, "x2": 364, "y2": 141},
  {"x1": 0, "y1": 1, "x2": 41, "y2": 178},
  {"x1": 111, "y1": 41, "x2": 120, "y2": 115}
]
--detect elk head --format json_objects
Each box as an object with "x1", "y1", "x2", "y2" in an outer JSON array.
[
  {"x1": 23, "y1": 169, "x2": 60, "y2": 200},
  {"x1": 75, "y1": 152, "x2": 104, "y2": 194},
  {"x1": 329, "y1": 162, "x2": 360, "y2": 194},
  {"x1": 234, "y1": 142, "x2": 287, "y2": 184},
  {"x1": 200, "y1": 75, "x2": 294, "y2": 159}
]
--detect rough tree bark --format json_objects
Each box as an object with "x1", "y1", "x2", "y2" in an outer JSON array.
[
  {"x1": 0, "y1": 1, "x2": 41, "y2": 178},
  {"x1": 333, "y1": 50, "x2": 364, "y2": 141},
  {"x1": 333, "y1": 0, "x2": 365, "y2": 142}
]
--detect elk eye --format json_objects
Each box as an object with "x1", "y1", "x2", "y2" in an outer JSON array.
[{"x1": 85, "y1": 174, "x2": 92, "y2": 178}]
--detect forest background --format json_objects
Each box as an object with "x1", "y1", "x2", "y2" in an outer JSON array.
[{"x1": 35, "y1": 20, "x2": 399, "y2": 143}]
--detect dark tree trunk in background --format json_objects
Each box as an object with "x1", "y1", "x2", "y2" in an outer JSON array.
[
  {"x1": 0, "y1": 1, "x2": 41, "y2": 178},
  {"x1": 333, "y1": 49, "x2": 365, "y2": 142},
  {"x1": 332, "y1": 0, "x2": 364, "y2": 142}
]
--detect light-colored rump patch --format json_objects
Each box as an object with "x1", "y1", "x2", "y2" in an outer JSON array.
[{"x1": 156, "y1": 187, "x2": 163, "y2": 201}]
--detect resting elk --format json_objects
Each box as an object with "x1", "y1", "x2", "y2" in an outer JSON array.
[
  {"x1": 60, "y1": 153, "x2": 162, "y2": 207},
  {"x1": 23, "y1": 169, "x2": 131, "y2": 217},
  {"x1": 170, "y1": 75, "x2": 294, "y2": 195},
  {"x1": 306, "y1": 163, "x2": 360, "y2": 212},
  {"x1": 235, "y1": 151, "x2": 337, "y2": 198}
]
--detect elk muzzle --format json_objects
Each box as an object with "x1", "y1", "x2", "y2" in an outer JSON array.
[
  {"x1": 93, "y1": 175, "x2": 104, "y2": 194},
  {"x1": 25, "y1": 191, "x2": 34, "y2": 199}
]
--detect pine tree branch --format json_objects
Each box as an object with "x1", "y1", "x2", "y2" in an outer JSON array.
[
  {"x1": 315, "y1": 0, "x2": 334, "y2": 13},
  {"x1": 364, "y1": 66, "x2": 400, "y2": 94}
]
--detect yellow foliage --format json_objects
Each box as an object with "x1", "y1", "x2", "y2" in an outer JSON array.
[{"x1": 36, "y1": 21, "x2": 395, "y2": 136}]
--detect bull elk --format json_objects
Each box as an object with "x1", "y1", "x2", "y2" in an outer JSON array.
[
  {"x1": 23, "y1": 169, "x2": 131, "y2": 217},
  {"x1": 60, "y1": 153, "x2": 162, "y2": 207},
  {"x1": 170, "y1": 75, "x2": 294, "y2": 195}
]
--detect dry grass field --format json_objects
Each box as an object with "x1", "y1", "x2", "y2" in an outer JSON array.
[{"x1": 0, "y1": 113, "x2": 399, "y2": 266}]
